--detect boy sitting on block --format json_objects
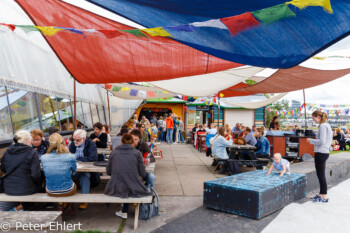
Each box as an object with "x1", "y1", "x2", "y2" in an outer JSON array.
[{"x1": 266, "y1": 153, "x2": 290, "y2": 177}]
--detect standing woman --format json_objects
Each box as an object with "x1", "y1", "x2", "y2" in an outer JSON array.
[{"x1": 307, "y1": 111, "x2": 333, "y2": 203}]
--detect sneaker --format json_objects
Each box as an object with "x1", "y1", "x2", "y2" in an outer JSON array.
[
  {"x1": 78, "y1": 203, "x2": 88, "y2": 210},
  {"x1": 314, "y1": 197, "x2": 329, "y2": 203},
  {"x1": 310, "y1": 194, "x2": 320, "y2": 201},
  {"x1": 115, "y1": 211, "x2": 128, "y2": 219},
  {"x1": 173, "y1": 142, "x2": 177, "y2": 144}
]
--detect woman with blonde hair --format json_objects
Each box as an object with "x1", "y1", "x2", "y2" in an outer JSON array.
[
  {"x1": 41, "y1": 133, "x2": 77, "y2": 199},
  {"x1": 307, "y1": 110, "x2": 332, "y2": 203},
  {"x1": 335, "y1": 128, "x2": 346, "y2": 151}
]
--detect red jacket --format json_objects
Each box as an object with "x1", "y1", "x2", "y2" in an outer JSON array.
[{"x1": 166, "y1": 117, "x2": 174, "y2": 129}]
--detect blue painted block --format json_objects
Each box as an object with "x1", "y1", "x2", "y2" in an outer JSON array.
[{"x1": 203, "y1": 170, "x2": 306, "y2": 219}]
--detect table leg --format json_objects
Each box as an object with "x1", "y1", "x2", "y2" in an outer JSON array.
[{"x1": 134, "y1": 203, "x2": 139, "y2": 230}]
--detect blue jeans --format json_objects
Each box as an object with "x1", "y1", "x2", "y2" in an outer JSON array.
[
  {"x1": 178, "y1": 130, "x2": 184, "y2": 143},
  {"x1": 122, "y1": 172, "x2": 155, "y2": 213},
  {"x1": 166, "y1": 128, "x2": 173, "y2": 144},
  {"x1": 158, "y1": 127, "x2": 164, "y2": 141},
  {"x1": 72, "y1": 172, "x2": 91, "y2": 194}
]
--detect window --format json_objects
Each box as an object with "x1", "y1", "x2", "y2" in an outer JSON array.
[
  {"x1": 37, "y1": 94, "x2": 60, "y2": 133},
  {"x1": 90, "y1": 104, "x2": 99, "y2": 124},
  {"x1": 97, "y1": 105, "x2": 105, "y2": 124},
  {"x1": 57, "y1": 98, "x2": 73, "y2": 131},
  {"x1": 0, "y1": 87, "x2": 13, "y2": 140},
  {"x1": 8, "y1": 88, "x2": 40, "y2": 132},
  {"x1": 81, "y1": 102, "x2": 93, "y2": 128}
]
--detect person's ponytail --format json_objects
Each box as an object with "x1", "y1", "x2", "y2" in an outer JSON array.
[{"x1": 312, "y1": 110, "x2": 328, "y2": 126}]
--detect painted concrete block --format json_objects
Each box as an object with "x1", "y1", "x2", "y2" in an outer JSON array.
[{"x1": 203, "y1": 170, "x2": 306, "y2": 219}]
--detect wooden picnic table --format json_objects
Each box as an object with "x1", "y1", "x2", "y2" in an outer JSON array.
[
  {"x1": 77, "y1": 162, "x2": 155, "y2": 173},
  {"x1": 229, "y1": 144, "x2": 256, "y2": 150},
  {"x1": 97, "y1": 148, "x2": 112, "y2": 155}
]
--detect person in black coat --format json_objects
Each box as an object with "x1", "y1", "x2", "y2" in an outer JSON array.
[
  {"x1": 0, "y1": 130, "x2": 41, "y2": 211},
  {"x1": 90, "y1": 122, "x2": 108, "y2": 148},
  {"x1": 69, "y1": 129, "x2": 98, "y2": 210},
  {"x1": 105, "y1": 133, "x2": 151, "y2": 219}
]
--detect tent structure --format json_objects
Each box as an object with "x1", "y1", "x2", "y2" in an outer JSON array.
[{"x1": 86, "y1": 0, "x2": 350, "y2": 68}]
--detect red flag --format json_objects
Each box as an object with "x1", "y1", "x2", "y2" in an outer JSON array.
[
  {"x1": 299, "y1": 106, "x2": 302, "y2": 111},
  {"x1": 183, "y1": 96, "x2": 188, "y2": 101},
  {"x1": 0, "y1": 23, "x2": 15, "y2": 31},
  {"x1": 220, "y1": 12, "x2": 260, "y2": 37},
  {"x1": 147, "y1": 91, "x2": 155, "y2": 97},
  {"x1": 97, "y1": 30, "x2": 122, "y2": 39},
  {"x1": 303, "y1": 103, "x2": 306, "y2": 108},
  {"x1": 104, "y1": 84, "x2": 112, "y2": 89}
]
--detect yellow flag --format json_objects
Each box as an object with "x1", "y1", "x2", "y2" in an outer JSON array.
[
  {"x1": 121, "y1": 87, "x2": 130, "y2": 91},
  {"x1": 163, "y1": 91, "x2": 169, "y2": 94},
  {"x1": 313, "y1": 56, "x2": 326, "y2": 60},
  {"x1": 286, "y1": 0, "x2": 333, "y2": 14},
  {"x1": 34, "y1": 26, "x2": 63, "y2": 36},
  {"x1": 220, "y1": 93, "x2": 224, "y2": 98},
  {"x1": 141, "y1": 27, "x2": 172, "y2": 37}
]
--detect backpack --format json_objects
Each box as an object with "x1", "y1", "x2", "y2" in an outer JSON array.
[
  {"x1": 227, "y1": 160, "x2": 242, "y2": 176},
  {"x1": 139, "y1": 187, "x2": 159, "y2": 220}
]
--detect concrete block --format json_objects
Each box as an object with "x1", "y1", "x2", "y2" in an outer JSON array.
[{"x1": 203, "y1": 170, "x2": 306, "y2": 219}]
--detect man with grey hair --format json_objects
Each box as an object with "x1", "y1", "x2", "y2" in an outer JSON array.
[{"x1": 69, "y1": 129, "x2": 97, "y2": 210}]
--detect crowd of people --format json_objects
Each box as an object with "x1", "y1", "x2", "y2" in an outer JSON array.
[{"x1": 0, "y1": 122, "x2": 155, "y2": 219}]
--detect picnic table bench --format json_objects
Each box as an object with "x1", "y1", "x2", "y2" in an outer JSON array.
[
  {"x1": 228, "y1": 144, "x2": 269, "y2": 169},
  {"x1": 0, "y1": 193, "x2": 152, "y2": 230},
  {"x1": 97, "y1": 148, "x2": 112, "y2": 155},
  {"x1": 0, "y1": 211, "x2": 62, "y2": 232}
]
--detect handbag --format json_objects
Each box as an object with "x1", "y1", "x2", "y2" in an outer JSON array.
[
  {"x1": 0, "y1": 162, "x2": 23, "y2": 193},
  {"x1": 139, "y1": 187, "x2": 159, "y2": 220}
]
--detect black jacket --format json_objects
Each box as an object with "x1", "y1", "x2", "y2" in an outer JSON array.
[
  {"x1": 90, "y1": 132, "x2": 108, "y2": 148},
  {"x1": 69, "y1": 138, "x2": 98, "y2": 162},
  {"x1": 0, "y1": 143, "x2": 41, "y2": 195}
]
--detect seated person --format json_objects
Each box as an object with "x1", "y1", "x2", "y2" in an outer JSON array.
[
  {"x1": 255, "y1": 128, "x2": 270, "y2": 159},
  {"x1": 197, "y1": 125, "x2": 207, "y2": 133},
  {"x1": 102, "y1": 124, "x2": 112, "y2": 147},
  {"x1": 31, "y1": 129, "x2": 49, "y2": 157},
  {"x1": 335, "y1": 128, "x2": 346, "y2": 151},
  {"x1": 69, "y1": 129, "x2": 97, "y2": 210},
  {"x1": 232, "y1": 123, "x2": 241, "y2": 137},
  {"x1": 105, "y1": 133, "x2": 151, "y2": 219},
  {"x1": 41, "y1": 133, "x2": 76, "y2": 210},
  {"x1": 130, "y1": 129, "x2": 156, "y2": 187},
  {"x1": 211, "y1": 126, "x2": 233, "y2": 160},
  {"x1": 0, "y1": 130, "x2": 41, "y2": 211},
  {"x1": 243, "y1": 127, "x2": 257, "y2": 146},
  {"x1": 208, "y1": 123, "x2": 217, "y2": 135},
  {"x1": 90, "y1": 122, "x2": 108, "y2": 148},
  {"x1": 266, "y1": 153, "x2": 290, "y2": 177},
  {"x1": 137, "y1": 123, "x2": 149, "y2": 143},
  {"x1": 192, "y1": 123, "x2": 199, "y2": 134},
  {"x1": 113, "y1": 128, "x2": 129, "y2": 149}
]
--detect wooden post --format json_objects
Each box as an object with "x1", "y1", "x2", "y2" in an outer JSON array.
[
  {"x1": 74, "y1": 79, "x2": 77, "y2": 130},
  {"x1": 303, "y1": 89, "x2": 307, "y2": 129},
  {"x1": 134, "y1": 203, "x2": 140, "y2": 230},
  {"x1": 107, "y1": 90, "x2": 112, "y2": 130}
]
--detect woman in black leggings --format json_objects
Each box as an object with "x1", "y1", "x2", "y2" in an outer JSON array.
[{"x1": 307, "y1": 110, "x2": 333, "y2": 203}]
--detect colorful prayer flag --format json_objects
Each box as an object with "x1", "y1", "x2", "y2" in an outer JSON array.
[
  {"x1": 141, "y1": 27, "x2": 172, "y2": 37},
  {"x1": 35, "y1": 26, "x2": 63, "y2": 36},
  {"x1": 121, "y1": 29, "x2": 148, "y2": 38},
  {"x1": 15, "y1": 25, "x2": 40, "y2": 33},
  {"x1": 220, "y1": 12, "x2": 260, "y2": 36},
  {"x1": 138, "y1": 90, "x2": 146, "y2": 98},
  {"x1": 286, "y1": 0, "x2": 333, "y2": 14},
  {"x1": 104, "y1": 84, "x2": 112, "y2": 89},
  {"x1": 121, "y1": 87, "x2": 130, "y2": 91},
  {"x1": 130, "y1": 89, "x2": 138, "y2": 96},
  {"x1": 112, "y1": 86, "x2": 121, "y2": 92},
  {"x1": 220, "y1": 93, "x2": 224, "y2": 98},
  {"x1": 190, "y1": 19, "x2": 228, "y2": 30},
  {"x1": 164, "y1": 25, "x2": 197, "y2": 32},
  {"x1": 147, "y1": 91, "x2": 155, "y2": 97},
  {"x1": 0, "y1": 23, "x2": 15, "y2": 31},
  {"x1": 252, "y1": 4, "x2": 296, "y2": 25},
  {"x1": 98, "y1": 30, "x2": 122, "y2": 38}
]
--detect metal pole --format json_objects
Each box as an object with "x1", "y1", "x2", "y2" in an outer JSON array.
[
  {"x1": 217, "y1": 96, "x2": 221, "y2": 126},
  {"x1": 34, "y1": 93, "x2": 43, "y2": 131},
  {"x1": 5, "y1": 86, "x2": 15, "y2": 137},
  {"x1": 303, "y1": 89, "x2": 307, "y2": 129},
  {"x1": 107, "y1": 90, "x2": 112, "y2": 129},
  {"x1": 56, "y1": 98, "x2": 62, "y2": 131},
  {"x1": 73, "y1": 80, "x2": 77, "y2": 130}
]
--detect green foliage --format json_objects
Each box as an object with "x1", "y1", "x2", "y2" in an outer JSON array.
[{"x1": 265, "y1": 99, "x2": 289, "y2": 127}]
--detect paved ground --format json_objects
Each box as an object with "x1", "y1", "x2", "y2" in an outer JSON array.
[{"x1": 26, "y1": 144, "x2": 350, "y2": 233}]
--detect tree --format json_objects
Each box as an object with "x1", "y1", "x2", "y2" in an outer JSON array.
[{"x1": 265, "y1": 99, "x2": 289, "y2": 127}]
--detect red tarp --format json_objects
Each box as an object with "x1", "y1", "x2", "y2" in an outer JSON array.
[
  {"x1": 220, "y1": 66, "x2": 350, "y2": 97},
  {"x1": 16, "y1": 0, "x2": 240, "y2": 83}
]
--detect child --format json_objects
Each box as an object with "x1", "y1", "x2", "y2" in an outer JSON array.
[{"x1": 266, "y1": 153, "x2": 290, "y2": 177}]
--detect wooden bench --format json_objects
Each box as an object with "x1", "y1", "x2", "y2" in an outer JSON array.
[
  {"x1": 100, "y1": 163, "x2": 156, "y2": 181},
  {"x1": 0, "y1": 211, "x2": 61, "y2": 232},
  {"x1": 0, "y1": 193, "x2": 152, "y2": 230}
]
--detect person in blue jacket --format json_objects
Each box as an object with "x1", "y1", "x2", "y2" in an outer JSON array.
[{"x1": 254, "y1": 127, "x2": 270, "y2": 159}]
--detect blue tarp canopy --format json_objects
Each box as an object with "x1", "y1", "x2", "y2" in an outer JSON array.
[{"x1": 87, "y1": 0, "x2": 350, "y2": 68}]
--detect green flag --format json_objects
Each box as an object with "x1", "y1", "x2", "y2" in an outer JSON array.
[
  {"x1": 252, "y1": 4, "x2": 296, "y2": 25},
  {"x1": 112, "y1": 86, "x2": 122, "y2": 92},
  {"x1": 15, "y1": 25, "x2": 40, "y2": 33},
  {"x1": 121, "y1": 29, "x2": 148, "y2": 38}
]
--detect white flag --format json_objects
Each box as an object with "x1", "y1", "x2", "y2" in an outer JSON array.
[{"x1": 191, "y1": 19, "x2": 228, "y2": 30}]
